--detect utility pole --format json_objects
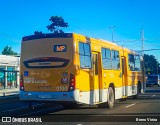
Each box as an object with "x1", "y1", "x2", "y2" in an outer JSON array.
[
  {"x1": 109, "y1": 26, "x2": 116, "y2": 43},
  {"x1": 157, "y1": 60, "x2": 159, "y2": 75},
  {"x1": 141, "y1": 25, "x2": 144, "y2": 55},
  {"x1": 140, "y1": 24, "x2": 145, "y2": 93}
]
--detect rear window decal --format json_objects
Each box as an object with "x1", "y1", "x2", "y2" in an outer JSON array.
[{"x1": 23, "y1": 57, "x2": 70, "y2": 68}]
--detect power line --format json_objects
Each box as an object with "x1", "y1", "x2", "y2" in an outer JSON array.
[{"x1": 115, "y1": 39, "x2": 140, "y2": 43}]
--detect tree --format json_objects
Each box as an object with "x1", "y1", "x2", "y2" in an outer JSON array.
[
  {"x1": 2, "y1": 46, "x2": 18, "y2": 55},
  {"x1": 144, "y1": 54, "x2": 159, "y2": 74},
  {"x1": 47, "y1": 16, "x2": 68, "y2": 33}
]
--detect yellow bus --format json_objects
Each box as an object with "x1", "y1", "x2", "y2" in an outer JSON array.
[{"x1": 19, "y1": 33, "x2": 145, "y2": 108}]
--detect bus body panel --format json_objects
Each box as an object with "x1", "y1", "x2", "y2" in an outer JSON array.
[
  {"x1": 21, "y1": 37, "x2": 74, "y2": 92},
  {"x1": 19, "y1": 89, "x2": 79, "y2": 102}
]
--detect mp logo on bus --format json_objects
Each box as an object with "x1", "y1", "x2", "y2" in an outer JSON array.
[{"x1": 54, "y1": 45, "x2": 67, "y2": 52}]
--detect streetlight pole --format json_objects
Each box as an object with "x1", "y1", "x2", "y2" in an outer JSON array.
[{"x1": 109, "y1": 26, "x2": 116, "y2": 42}]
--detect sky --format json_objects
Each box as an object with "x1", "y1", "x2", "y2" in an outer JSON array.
[{"x1": 0, "y1": 0, "x2": 160, "y2": 61}]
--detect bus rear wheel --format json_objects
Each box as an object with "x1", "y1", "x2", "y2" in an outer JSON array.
[{"x1": 107, "y1": 87, "x2": 115, "y2": 108}]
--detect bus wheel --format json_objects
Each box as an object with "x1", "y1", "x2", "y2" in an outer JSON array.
[{"x1": 107, "y1": 87, "x2": 115, "y2": 108}]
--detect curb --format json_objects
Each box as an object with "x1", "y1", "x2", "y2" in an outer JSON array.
[{"x1": 0, "y1": 90, "x2": 19, "y2": 96}]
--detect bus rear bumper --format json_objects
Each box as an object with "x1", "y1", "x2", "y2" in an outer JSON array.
[{"x1": 19, "y1": 90, "x2": 79, "y2": 102}]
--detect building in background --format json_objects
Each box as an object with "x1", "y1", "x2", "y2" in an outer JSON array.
[{"x1": 0, "y1": 55, "x2": 20, "y2": 89}]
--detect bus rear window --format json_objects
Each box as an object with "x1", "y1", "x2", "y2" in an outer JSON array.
[{"x1": 23, "y1": 57, "x2": 70, "y2": 68}]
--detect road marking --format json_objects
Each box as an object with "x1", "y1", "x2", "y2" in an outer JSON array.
[{"x1": 125, "y1": 103, "x2": 136, "y2": 108}]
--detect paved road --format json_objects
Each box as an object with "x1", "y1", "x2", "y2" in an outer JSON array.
[
  {"x1": 1, "y1": 92, "x2": 160, "y2": 125},
  {"x1": 40, "y1": 92, "x2": 160, "y2": 124},
  {"x1": 0, "y1": 98, "x2": 63, "y2": 118}
]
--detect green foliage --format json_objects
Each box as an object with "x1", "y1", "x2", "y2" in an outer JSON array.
[
  {"x1": 2, "y1": 46, "x2": 18, "y2": 55},
  {"x1": 144, "y1": 54, "x2": 159, "y2": 74},
  {"x1": 47, "y1": 16, "x2": 68, "y2": 33}
]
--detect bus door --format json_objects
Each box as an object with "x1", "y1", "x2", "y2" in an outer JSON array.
[
  {"x1": 122, "y1": 57, "x2": 127, "y2": 97},
  {"x1": 92, "y1": 52, "x2": 100, "y2": 103}
]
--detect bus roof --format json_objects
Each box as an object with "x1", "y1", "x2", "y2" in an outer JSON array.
[
  {"x1": 22, "y1": 33, "x2": 73, "y2": 41},
  {"x1": 22, "y1": 32, "x2": 139, "y2": 55}
]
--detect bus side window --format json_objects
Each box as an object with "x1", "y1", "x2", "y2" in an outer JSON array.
[
  {"x1": 128, "y1": 54, "x2": 141, "y2": 71},
  {"x1": 101, "y1": 48, "x2": 112, "y2": 70},
  {"x1": 128, "y1": 54, "x2": 135, "y2": 71},
  {"x1": 79, "y1": 42, "x2": 91, "y2": 69},
  {"x1": 135, "y1": 55, "x2": 141, "y2": 71},
  {"x1": 112, "y1": 50, "x2": 120, "y2": 70}
]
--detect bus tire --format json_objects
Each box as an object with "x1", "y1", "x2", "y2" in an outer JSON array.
[{"x1": 107, "y1": 87, "x2": 115, "y2": 108}]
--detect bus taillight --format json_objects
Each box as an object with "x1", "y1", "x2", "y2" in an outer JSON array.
[
  {"x1": 20, "y1": 75, "x2": 24, "y2": 90},
  {"x1": 69, "y1": 74, "x2": 75, "y2": 91}
]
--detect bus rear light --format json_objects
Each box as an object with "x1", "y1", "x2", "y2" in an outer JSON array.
[
  {"x1": 70, "y1": 83, "x2": 74, "y2": 86},
  {"x1": 69, "y1": 74, "x2": 75, "y2": 91},
  {"x1": 20, "y1": 75, "x2": 24, "y2": 90},
  {"x1": 69, "y1": 86, "x2": 74, "y2": 91}
]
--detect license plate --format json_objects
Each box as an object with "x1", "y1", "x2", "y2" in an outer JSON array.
[{"x1": 39, "y1": 95, "x2": 51, "y2": 99}]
